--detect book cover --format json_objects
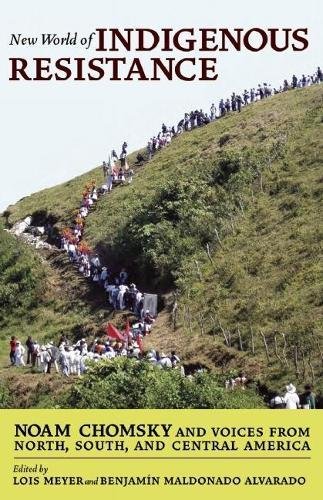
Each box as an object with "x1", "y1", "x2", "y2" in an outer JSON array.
[{"x1": 0, "y1": 1, "x2": 322, "y2": 498}]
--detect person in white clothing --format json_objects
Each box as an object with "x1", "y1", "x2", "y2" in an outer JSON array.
[
  {"x1": 59, "y1": 346, "x2": 70, "y2": 377},
  {"x1": 76, "y1": 339, "x2": 88, "y2": 356},
  {"x1": 68, "y1": 348, "x2": 76, "y2": 375},
  {"x1": 39, "y1": 346, "x2": 50, "y2": 373},
  {"x1": 103, "y1": 346, "x2": 116, "y2": 360},
  {"x1": 48, "y1": 343, "x2": 60, "y2": 373},
  {"x1": 100, "y1": 267, "x2": 108, "y2": 283},
  {"x1": 68, "y1": 243, "x2": 76, "y2": 261},
  {"x1": 31, "y1": 341, "x2": 40, "y2": 367},
  {"x1": 15, "y1": 341, "x2": 25, "y2": 366},
  {"x1": 80, "y1": 206, "x2": 88, "y2": 218},
  {"x1": 159, "y1": 353, "x2": 172, "y2": 369},
  {"x1": 283, "y1": 384, "x2": 300, "y2": 409},
  {"x1": 117, "y1": 284, "x2": 128, "y2": 310},
  {"x1": 92, "y1": 269, "x2": 100, "y2": 283},
  {"x1": 73, "y1": 350, "x2": 81, "y2": 376},
  {"x1": 107, "y1": 171, "x2": 113, "y2": 192}
]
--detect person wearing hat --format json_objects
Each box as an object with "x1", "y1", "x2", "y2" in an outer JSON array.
[
  {"x1": 100, "y1": 267, "x2": 108, "y2": 284},
  {"x1": 39, "y1": 346, "x2": 50, "y2": 373},
  {"x1": 283, "y1": 384, "x2": 300, "y2": 409},
  {"x1": 31, "y1": 340, "x2": 40, "y2": 368},
  {"x1": 47, "y1": 342, "x2": 60, "y2": 373},
  {"x1": 117, "y1": 284, "x2": 129, "y2": 310},
  {"x1": 59, "y1": 346, "x2": 70, "y2": 377},
  {"x1": 44, "y1": 344, "x2": 54, "y2": 374}
]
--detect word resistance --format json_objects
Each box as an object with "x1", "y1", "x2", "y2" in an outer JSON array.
[{"x1": 9, "y1": 57, "x2": 218, "y2": 81}]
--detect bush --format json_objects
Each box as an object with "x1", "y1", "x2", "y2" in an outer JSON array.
[
  {"x1": 65, "y1": 357, "x2": 264, "y2": 409},
  {"x1": 0, "y1": 229, "x2": 46, "y2": 324},
  {"x1": 0, "y1": 381, "x2": 12, "y2": 408}
]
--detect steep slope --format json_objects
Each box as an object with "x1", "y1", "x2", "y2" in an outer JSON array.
[
  {"x1": 0, "y1": 227, "x2": 113, "y2": 407},
  {"x1": 80, "y1": 85, "x2": 323, "y2": 391},
  {"x1": 1, "y1": 84, "x2": 323, "y2": 398},
  {"x1": 3, "y1": 150, "x2": 142, "y2": 229}
]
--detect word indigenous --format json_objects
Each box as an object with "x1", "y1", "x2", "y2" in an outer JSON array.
[{"x1": 9, "y1": 27, "x2": 308, "y2": 82}]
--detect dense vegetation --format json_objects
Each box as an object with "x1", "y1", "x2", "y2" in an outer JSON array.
[
  {"x1": 82, "y1": 85, "x2": 323, "y2": 389},
  {"x1": 64, "y1": 357, "x2": 264, "y2": 409},
  {"x1": 0, "y1": 227, "x2": 104, "y2": 344},
  {"x1": 0, "y1": 227, "x2": 45, "y2": 323},
  {"x1": 0, "y1": 227, "x2": 111, "y2": 407}
]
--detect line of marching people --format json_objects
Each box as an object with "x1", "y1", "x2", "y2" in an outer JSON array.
[
  {"x1": 145, "y1": 66, "x2": 323, "y2": 159},
  {"x1": 59, "y1": 146, "x2": 149, "y2": 319},
  {"x1": 8, "y1": 333, "x2": 318, "y2": 409},
  {"x1": 57, "y1": 68, "x2": 323, "y2": 287},
  {"x1": 102, "y1": 142, "x2": 134, "y2": 192},
  {"x1": 8, "y1": 67, "x2": 323, "y2": 394},
  {"x1": 8, "y1": 321, "x2": 183, "y2": 378}
]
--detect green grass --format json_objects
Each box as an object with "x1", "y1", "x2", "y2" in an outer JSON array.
[
  {"x1": 2, "y1": 149, "x2": 143, "y2": 229},
  {"x1": 0, "y1": 228, "x2": 105, "y2": 342},
  {"x1": 1, "y1": 84, "x2": 323, "y2": 405},
  {"x1": 0, "y1": 227, "x2": 114, "y2": 407}
]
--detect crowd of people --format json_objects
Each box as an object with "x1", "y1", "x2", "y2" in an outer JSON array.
[
  {"x1": 8, "y1": 335, "x2": 317, "y2": 408},
  {"x1": 8, "y1": 140, "x2": 172, "y2": 378},
  {"x1": 269, "y1": 383, "x2": 316, "y2": 410},
  {"x1": 8, "y1": 332, "x2": 183, "y2": 378},
  {"x1": 145, "y1": 67, "x2": 322, "y2": 158},
  {"x1": 101, "y1": 142, "x2": 134, "y2": 191},
  {"x1": 225, "y1": 372, "x2": 248, "y2": 391},
  {"x1": 59, "y1": 141, "x2": 148, "y2": 317},
  {"x1": 7, "y1": 67, "x2": 322, "y2": 407}
]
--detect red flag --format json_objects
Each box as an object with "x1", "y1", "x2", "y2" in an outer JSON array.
[{"x1": 106, "y1": 323, "x2": 124, "y2": 342}]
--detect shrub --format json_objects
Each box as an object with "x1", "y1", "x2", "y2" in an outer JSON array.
[
  {"x1": 65, "y1": 357, "x2": 264, "y2": 409},
  {"x1": 0, "y1": 229, "x2": 46, "y2": 324}
]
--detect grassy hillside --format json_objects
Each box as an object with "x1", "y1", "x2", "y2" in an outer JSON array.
[
  {"x1": 0, "y1": 226, "x2": 113, "y2": 407},
  {"x1": 80, "y1": 85, "x2": 323, "y2": 391},
  {"x1": 3, "y1": 150, "x2": 142, "y2": 229},
  {"x1": 1, "y1": 84, "x2": 323, "y2": 402}
]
